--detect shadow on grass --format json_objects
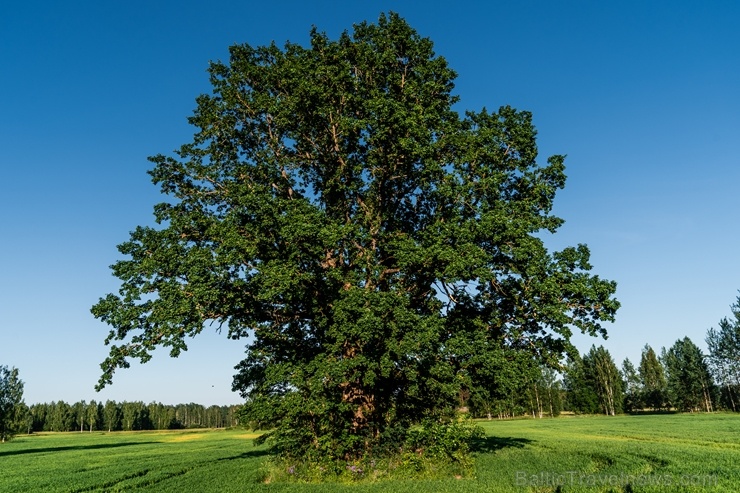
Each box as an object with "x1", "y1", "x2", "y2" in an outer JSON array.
[
  {"x1": 627, "y1": 410, "x2": 678, "y2": 415},
  {"x1": 471, "y1": 435, "x2": 533, "y2": 454},
  {"x1": 0, "y1": 441, "x2": 160, "y2": 457},
  {"x1": 217, "y1": 449, "x2": 272, "y2": 461}
]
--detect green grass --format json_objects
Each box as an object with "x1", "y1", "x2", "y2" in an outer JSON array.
[
  {"x1": 472, "y1": 413, "x2": 738, "y2": 492},
  {"x1": 1, "y1": 414, "x2": 739, "y2": 492}
]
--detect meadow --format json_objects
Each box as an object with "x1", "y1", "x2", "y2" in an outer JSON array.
[{"x1": 1, "y1": 413, "x2": 737, "y2": 492}]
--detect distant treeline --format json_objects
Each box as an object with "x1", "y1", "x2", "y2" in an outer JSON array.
[
  {"x1": 16, "y1": 401, "x2": 241, "y2": 433},
  {"x1": 464, "y1": 334, "x2": 739, "y2": 420},
  {"x1": 460, "y1": 295, "x2": 740, "y2": 420}
]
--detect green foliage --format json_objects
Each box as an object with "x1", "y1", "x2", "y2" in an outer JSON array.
[
  {"x1": 91, "y1": 12, "x2": 618, "y2": 461},
  {"x1": 467, "y1": 348, "x2": 538, "y2": 419},
  {"x1": 14, "y1": 402, "x2": 32, "y2": 435},
  {"x1": 0, "y1": 365, "x2": 24, "y2": 442},
  {"x1": 405, "y1": 418, "x2": 483, "y2": 466},
  {"x1": 706, "y1": 295, "x2": 740, "y2": 412},
  {"x1": 535, "y1": 365, "x2": 563, "y2": 417},
  {"x1": 103, "y1": 400, "x2": 121, "y2": 432},
  {"x1": 663, "y1": 337, "x2": 715, "y2": 412},
  {"x1": 638, "y1": 344, "x2": 667, "y2": 410},
  {"x1": 564, "y1": 346, "x2": 623, "y2": 415},
  {"x1": 26, "y1": 400, "x2": 240, "y2": 432},
  {"x1": 468, "y1": 354, "x2": 563, "y2": 419},
  {"x1": 621, "y1": 357, "x2": 641, "y2": 412},
  {"x1": 261, "y1": 418, "x2": 483, "y2": 484},
  {"x1": 585, "y1": 345, "x2": 624, "y2": 415},
  {"x1": 563, "y1": 353, "x2": 600, "y2": 414}
]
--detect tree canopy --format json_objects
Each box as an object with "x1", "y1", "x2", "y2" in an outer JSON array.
[
  {"x1": 92, "y1": 13, "x2": 618, "y2": 461},
  {"x1": 639, "y1": 344, "x2": 667, "y2": 410},
  {"x1": 563, "y1": 346, "x2": 623, "y2": 415},
  {"x1": 706, "y1": 295, "x2": 740, "y2": 411},
  {"x1": 663, "y1": 337, "x2": 714, "y2": 412},
  {"x1": 0, "y1": 365, "x2": 24, "y2": 442}
]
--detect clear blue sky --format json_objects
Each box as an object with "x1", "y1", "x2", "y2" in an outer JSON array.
[{"x1": 2, "y1": 1, "x2": 739, "y2": 406}]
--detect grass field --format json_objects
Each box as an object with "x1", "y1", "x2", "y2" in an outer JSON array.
[{"x1": 1, "y1": 413, "x2": 738, "y2": 492}]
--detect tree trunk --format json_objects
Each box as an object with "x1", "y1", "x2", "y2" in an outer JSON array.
[{"x1": 727, "y1": 382, "x2": 737, "y2": 412}]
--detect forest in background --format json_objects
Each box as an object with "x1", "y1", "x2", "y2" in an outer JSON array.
[
  {"x1": 10, "y1": 400, "x2": 241, "y2": 434},
  {"x1": 463, "y1": 296, "x2": 740, "y2": 420}
]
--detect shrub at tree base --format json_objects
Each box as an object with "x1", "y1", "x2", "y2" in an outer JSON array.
[
  {"x1": 91, "y1": 12, "x2": 618, "y2": 470},
  {"x1": 259, "y1": 418, "x2": 484, "y2": 483}
]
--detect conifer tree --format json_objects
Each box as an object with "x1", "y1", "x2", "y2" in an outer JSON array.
[{"x1": 638, "y1": 344, "x2": 667, "y2": 410}]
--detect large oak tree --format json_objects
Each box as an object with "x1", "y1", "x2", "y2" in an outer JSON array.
[{"x1": 92, "y1": 13, "x2": 618, "y2": 460}]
